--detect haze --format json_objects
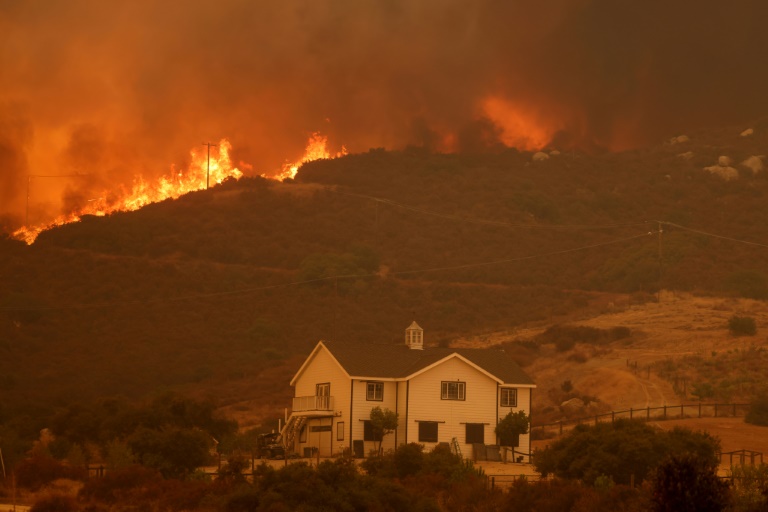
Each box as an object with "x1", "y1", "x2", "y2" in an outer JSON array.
[{"x1": 2, "y1": 0, "x2": 768, "y2": 229}]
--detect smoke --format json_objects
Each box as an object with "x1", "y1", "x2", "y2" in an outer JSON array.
[{"x1": 2, "y1": 0, "x2": 768, "y2": 227}]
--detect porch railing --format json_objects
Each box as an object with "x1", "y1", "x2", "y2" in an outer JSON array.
[{"x1": 292, "y1": 395, "x2": 334, "y2": 412}]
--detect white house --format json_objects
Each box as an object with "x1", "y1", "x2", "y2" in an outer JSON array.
[{"x1": 281, "y1": 322, "x2": 535, "y2": 460}]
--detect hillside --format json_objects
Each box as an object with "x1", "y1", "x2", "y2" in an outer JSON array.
[{"x1": 2, "y1": 126, "x2": 768, "y2": 431}]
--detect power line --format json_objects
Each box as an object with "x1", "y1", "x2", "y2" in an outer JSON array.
[
  {"x1": 0, "y1": 231, "x2": 654, "y2": 312},
  {"x1": 332, "y1": 189, "x2": 651, "y2": 231},
  {"x1": 661, "y1": 221, "x2": 768, "y2": 249}
]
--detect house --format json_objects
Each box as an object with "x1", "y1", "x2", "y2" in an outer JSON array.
[{"x1": 281, "y1": 322, "x2": 535, "y2": 460}]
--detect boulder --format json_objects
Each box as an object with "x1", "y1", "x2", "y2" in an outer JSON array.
[
  {"x1": 669, "y1": 135, "x2": 690, "y2": 144},
  {"x1": 561, "y1": 397, "x2": 585, "y2": 413},
  {"x1": 741, "y1": 155, "x2": 764, "y2": 174}
]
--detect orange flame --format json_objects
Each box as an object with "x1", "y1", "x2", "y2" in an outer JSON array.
[
  {"x1": 272, "y1": 132, "x2": 347, "y2": 181},
  {"x1": 14, "y1": 139, "x2": 243, "y2": 244},
  {"x1": 481, "y1": 96, "x2": 560, "y2": 151}
]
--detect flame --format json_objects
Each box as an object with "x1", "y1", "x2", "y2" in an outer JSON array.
[
  {"x1": 271, "y1": 132, "x2": 347, "y2": 181},
  {"x1": 481, "y1": 96, "x2": 560, "y2": 151},
  {"x1": 13, "y1": 139, "x2": 243, "y2": 244}
]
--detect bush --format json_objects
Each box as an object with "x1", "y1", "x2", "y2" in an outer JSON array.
[
  {"x1": 729, "y1": 316, "x2": 757, "y2": 336},
  {"x1": 746, "y1": 394, "x2": 768, "y2": 426},
  {"x1": 14, "y1": 454, "x2": 86, "y2": 491},
  {"x1": 650, "y1": 453, "x2": 729, "y2": 512},
  {"x1": 30, "y1": 494, "x2": 79, "y2": 512},
  {"x1": 534, "y1": 420, "x2": 719, "y2": 485}
]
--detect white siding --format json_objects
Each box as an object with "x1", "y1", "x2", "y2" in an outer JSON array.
[
  {"x1": 497, "y1": 386, "x2": 533, "y2": 460},
  {"x1": 292, "y1": 346, "x2": 350, "y2": 456},
  {"x1": 350, "y1": 379, "x2": 398, "y2": 454},
  {"x1": 406, "y1": 356, "x2": 499, "y2": 455},
  {"x1": 396, "y1": 380, "x2": 408, "y2": 446}
]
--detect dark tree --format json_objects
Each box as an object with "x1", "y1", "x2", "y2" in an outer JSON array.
[{"x1": 650, "y1": 453, "x2": 729, "y2": 512}]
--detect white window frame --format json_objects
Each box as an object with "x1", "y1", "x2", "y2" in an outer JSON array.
[
  {"x1": 500, "y1": 388, "x2": 517, "y2": 407},
  {"x1": 441, "y1": 381, "x2": 466, "y2": 401},
  {"x1": 366, "y1": 381, "x2": 384, "y2": 401}
]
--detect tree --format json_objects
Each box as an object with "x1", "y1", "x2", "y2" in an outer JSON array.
[
  {"x1": 127, "y1": 427, "x2": 212, "y2": 479},
  {"x1": 729, "y1": 315, "x2": 757, "y2": 336},
  {"x1": 369, "y1": 407, "x2": 398, "y2": 455},
  {"x1": 650, "y1": 453, "x2": 729, "y2": 512},
  {"x1": 534, "y1": 420, "x2": 720, "y2": 485},
  {"x1": 495, "y1": 411, "x2": 529, "y2": 448}
]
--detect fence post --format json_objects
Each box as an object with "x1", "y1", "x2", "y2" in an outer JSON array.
[
  {"x1": 647, "y1": 406, "x2": 650, "y2": 420},
  {"x1": 663, "y1": 405, "x2": 667, "y2": 419},
  {"x1": 699, "y1": 402, "x2": 702, "y2": 418},
  {"x1": 611, "y1": 411, "x2": 615, "y2": 424},
  {"x1": 680, "y1": 404, "x2": 684, "y2": 418},
  {"x1": 630, "y1": 407, "x2": 633, "y2": 419},
  {"x1": 491, "y1": 476, "x2": 495, "y2": 490}
]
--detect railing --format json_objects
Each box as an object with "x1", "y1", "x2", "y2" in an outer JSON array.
[{"x1": 292, "y1": 395, "x2": 334, "y2": 412}]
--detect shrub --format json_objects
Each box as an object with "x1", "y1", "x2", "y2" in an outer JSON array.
[
  {"x1": 650, "y1": 453, "x2": 729, "y2": 512},
  {"x1": 14, "y1": 454, "x2": 86, "y2": 491},
  {"x1": 30, "y1": 494, "x2": 79, "y2": 512},
  {"x1": 729, "y1": 316, "x2": 757, "y2": 336},
  {"x1": 746, "y1": 394, "x2": 768, "y2": 426},
  {"x1": 534, "y1": 420, "x2": 719, "y2": 485}
]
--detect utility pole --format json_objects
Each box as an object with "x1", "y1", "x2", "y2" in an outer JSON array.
[
  {"x1": 202, "y1": 142, "x2": 217, "y2": 189},
  {"x1": 657, "y1": 221, "x2": 664, "y2": 302}
]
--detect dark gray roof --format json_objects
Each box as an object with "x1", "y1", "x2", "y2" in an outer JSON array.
[{"x1": 323, "y1": 341, "x2": 534, "y2": 385}]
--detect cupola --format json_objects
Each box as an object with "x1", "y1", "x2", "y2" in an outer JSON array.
[{"x1": 405, "y1": 321, "x2": 424, "y2": 350}]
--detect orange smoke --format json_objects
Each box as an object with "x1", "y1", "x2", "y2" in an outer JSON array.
[
  {"x1": 272, "y1": 132, "x2": 347, "y2": 181},
  {"x1": 14, "y1": 139, "x2": 243, "y2": 244},
  {"x1": 13, "y1": 133, "x2": 348, "y2": 244},
  {"x1": 481, "y1": 96, "x2": 561, "y2": 151}
]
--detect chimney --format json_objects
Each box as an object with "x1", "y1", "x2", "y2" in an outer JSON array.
[{"x1": 405, "y1": 321, "x2": 423, "y2": 350}]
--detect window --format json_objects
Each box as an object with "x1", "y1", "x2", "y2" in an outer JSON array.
[
  {"x1": 363, "y1": 420, "x2": 382, "y2": 442},
  {"x1": 465, "y1": 423, "x2": 484, "y2": 444},
  {"x1": 418, "y1": 421, "x2": 439, "y2": 443},
  {"x1": 316, "y1": 383, "x2": 330, "y2": 409},
  {"x1": 337, "y1": 422, "x2": 345, "y2": 441},
  {"x1": 441, "y1": 381, "x2": 466, "y2": 400},
  {"x1": 366, "y1": 382, "x2": 384, "y2": 401},
  {"x1": 500, "y1": 388, "x2": 517, "y2": 407}
]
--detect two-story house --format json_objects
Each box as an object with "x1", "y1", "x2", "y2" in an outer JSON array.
[{"x1": 281, "y1": 322, "x2": 535, "y2": 459}]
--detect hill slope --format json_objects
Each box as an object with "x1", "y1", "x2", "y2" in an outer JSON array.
[{"x1": 2, "y1": 127, "x2": 768, "y2": 426}]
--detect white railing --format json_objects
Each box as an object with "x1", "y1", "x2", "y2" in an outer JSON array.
[{"x1": 292, "y1": 395, "x2": 334, "y2": 412}]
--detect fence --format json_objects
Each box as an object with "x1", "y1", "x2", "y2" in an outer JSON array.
[
  {"x1": 532, "y1": 402, "x2": 750, "y2": 437},
  {"x1": 486, "y1": 473, "x2": 545, "y2": 490}
]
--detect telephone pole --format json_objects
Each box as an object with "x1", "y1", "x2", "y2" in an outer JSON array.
[
  {"x1": 657, "y1": 221, "x2": 664, "y2": 302},
  {"x1": 202, "y1": 142, "x2": 217, "y2": 189}
]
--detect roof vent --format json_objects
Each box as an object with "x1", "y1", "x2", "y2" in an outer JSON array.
[{"x1": 405, "y1": 321, "x2": 423, "y2": 350}]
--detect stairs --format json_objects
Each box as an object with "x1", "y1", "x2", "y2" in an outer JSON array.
[
  {"x1": 281, "y1": 415, "x2": 307, "y2": 453},
  {"x1": 451, "y1": 437, "x2": 462, "y2": 458}
]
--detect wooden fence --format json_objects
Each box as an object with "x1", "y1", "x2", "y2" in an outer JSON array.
[{"x1": 532, "y1": 402, "x2": 750, "y2": 436}]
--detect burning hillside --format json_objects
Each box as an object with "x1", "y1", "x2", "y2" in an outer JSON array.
[
  {"x1": 2, "y1": 1, "x2": 768, "y2": 234},
  {"x1": 13, "y1": 133, "x2": 345, "y2": 244}
]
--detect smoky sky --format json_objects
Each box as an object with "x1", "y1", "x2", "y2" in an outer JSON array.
[{"x1": 2, "y1": 0, "x2": 768, "y2": 227}]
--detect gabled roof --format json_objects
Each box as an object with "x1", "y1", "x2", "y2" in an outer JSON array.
[{"x1": 320, "y1": 340, "x2": 535, "y2": 386}]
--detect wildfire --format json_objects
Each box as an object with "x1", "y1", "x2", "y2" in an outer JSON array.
[
  {"x1": 14, "y1": 139, "x2": 243, "y2": 244},
  {"x1": 13, "y1": 133, "x2": 348, "y2": 244},
  {"x1": 272, "y1": 132, "x2": 348, "y2": 181},
  {"x1": 481, "y1": 96, "x2": 560, "y2": 151}
]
